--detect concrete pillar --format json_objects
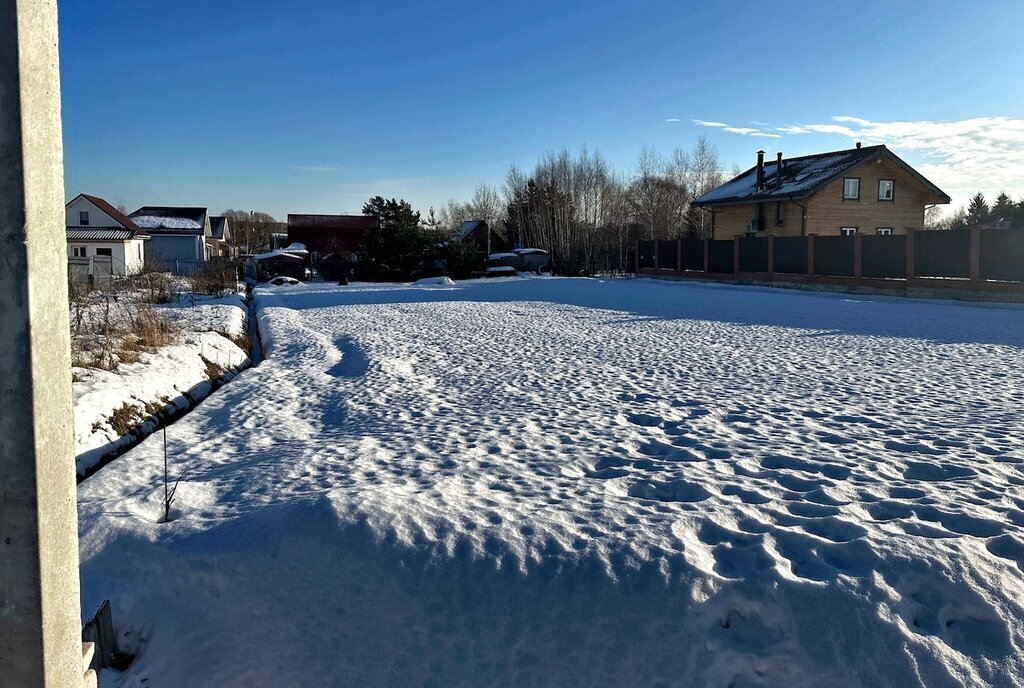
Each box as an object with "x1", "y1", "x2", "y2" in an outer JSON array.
[{"x1": 0, "y1": 1, "x2": 83, "y2": 687}]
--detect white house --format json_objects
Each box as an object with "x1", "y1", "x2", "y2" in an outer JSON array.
[{"x1": 65, "y1": 193, "x2": 149, "y2": 277}]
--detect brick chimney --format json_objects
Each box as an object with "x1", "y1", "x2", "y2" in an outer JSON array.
[{"x1": 755, "y1": 150, "x2": 765, "y2": 190}]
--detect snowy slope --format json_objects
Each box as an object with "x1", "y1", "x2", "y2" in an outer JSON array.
[
  {"x1": 73, "y1": 295, "x2": 249, "y2": 474},
  {"x1": 78, "y1": 278, "x2": 1024, "y2": 687}
]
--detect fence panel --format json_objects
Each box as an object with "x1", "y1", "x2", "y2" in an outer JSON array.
[
  {"x1": 656, "y1": 240, "x2": 678, "y2": 270},
  {"x1": 813, "y1": 236, "x2": 855, "y2": 277},
  {"x1": 773, "y1": 236, "x2": 807, "y2": 275},
  {"x1": 637, "y1": 240, "x2": 655, "y2": 269},
  {"x1": 979, "y1": 228, "x2": 1024, "y2": 282},
  {"x1": 861, "y1": 235, "x2": 906, "y2": 279},
  {"x1": 738, "y1": 237, "x2": 769, "y2": 273},
  {"x1": 708, "y1": 239, "x2": 734, "y2": 273},
  {"x1": 914, "y1": 229, "x2": 970, "y2": 279},
  {"x1": 681, "y1": 239, "x2": 704, "y2": 271}
]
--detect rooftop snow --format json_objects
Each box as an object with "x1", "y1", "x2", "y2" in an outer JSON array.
[{"x1": 131, "y1": 215, "x2": 203, "y2": 231}]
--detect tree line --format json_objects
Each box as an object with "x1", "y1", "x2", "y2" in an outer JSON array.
[
  {"x1": 429, "y1": 136, "x2": 726, "y2": 275},
  {"x1": 926, "y1": 192, "x2": 1024, "y2": 231}
]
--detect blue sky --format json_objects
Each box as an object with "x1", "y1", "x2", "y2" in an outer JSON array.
[{"x1": 59, "y1": 0, "x2": 1024, "y2": 219}]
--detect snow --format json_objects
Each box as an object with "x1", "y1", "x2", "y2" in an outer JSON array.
[
  {"x1": 252, "y1": 249, "x2": 305, "y2": 261},
  {"x1": 412, "y1": 276, "x2": 456, "y2": 286},
  {"x1": 130, "y1": 215, "x2": 202, "y2": 230},
  {"x1": 73, "y1": 294, "x2": 249, "y2": 475},
  {"x1": 78, "y1": 278, "x2": 1024, "y2": 687}
]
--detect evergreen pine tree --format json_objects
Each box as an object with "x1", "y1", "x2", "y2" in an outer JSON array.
[
  {"x1": 966, "y1": 192, "x2": 990, "y2": 226},
  {"x1": 990, "y1": 192, "x2": 1014, "y2": 225}
]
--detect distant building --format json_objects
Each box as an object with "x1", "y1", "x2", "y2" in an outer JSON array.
[
  {"x1": 286, "y1": 214, "x2": 378, "y2": 259},
  {"x1": 452, "y1": 220, "x2": 509, "y2": 258},
  {"x1": 208, "y1": 216, "x2": 234, "y2": 258},
  {"x1": 65, "y1": 193, "x2": 149, "y2": 278},
  {"x1": 693, "y1": 144, "x2": 950, "y2": 238},
  {"x1": 129, "y1": 205, "x2": 210, "y2": 266}
]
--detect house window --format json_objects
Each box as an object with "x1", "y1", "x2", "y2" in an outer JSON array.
[
  {"x1": 840, "y1": 227, "x2": 858, "y2": 236},
  {"x1": 95, "y1": 247, "x2": 112, "y2": 257},
  {"x1": 79, "y1": 211, "x2": 89, "y2": 225},
  {"x1": 843, "y1": 178, "x2": 860, "y2": 200},
  {"x1": 876, "y1": 227, "x2": 893, "y2": 236},
  {"x1": 774, "y1": 201, "x2": 783, "y2": 226},
  {"x1": 878, "y1": 179, "x2": 894, "y2": 201},
  {"x1": 72, "y1": 246, "x2": 87, "y2": 257}
]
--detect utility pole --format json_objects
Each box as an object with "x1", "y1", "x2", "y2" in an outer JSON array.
[{"x1": 0, "y1": 1, "x2": 86, "y2": 686}]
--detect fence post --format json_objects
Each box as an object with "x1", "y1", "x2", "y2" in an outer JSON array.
[
  {"x1": 702, "y1": 239, "x2": 710, "y2": 275},
  {"x1": 905, "y1": 229, "x2": 915, "y2": 281},
  {"x1": 807, "y1": 234, "x2": 815, "y2": 277},
  {"x1": 634, "y1": 240, "x2": 639, "y2": 273},
  {"x1": 767, "y1": 236, "x2": 774, "y2": 278},
  {"x1": 853, "y1": 234, "x2": 863, "y2": 279},
  {"x1": 733, "y1": 236, "x2": 740, "y2": 274},
  {"x1": 969, "y1": 227, "x2": 981, "y2": 282},
  {"x1": 653, "y1": 239, "x2": 659, "y2": 270},
  {"x1": 676, "y1": 239, "x2": 682, "y2": 273}
]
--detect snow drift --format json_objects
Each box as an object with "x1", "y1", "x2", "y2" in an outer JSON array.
[{"x1": 78, "y1": 278, "x2": 1024, "y2": 687}]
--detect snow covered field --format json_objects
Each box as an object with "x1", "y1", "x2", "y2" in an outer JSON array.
[
  {"x1": 73, "y1": 294, "x2": 249, "y2": 474},
  {"x1": 78, "y1": 278, "x2": 1024, "y2": 687}
]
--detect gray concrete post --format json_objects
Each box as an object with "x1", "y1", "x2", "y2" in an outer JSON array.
[{"x1": 0, "y1": 1, "x2": 84, "y2": 686}]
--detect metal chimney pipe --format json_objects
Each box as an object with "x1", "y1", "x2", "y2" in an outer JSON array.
[
  {"x1": 755, "y1": 150, "x2": 765, "y2": 189},
  {"x1": 776, "y1": 152, "x2": 783, "y2": 189}
]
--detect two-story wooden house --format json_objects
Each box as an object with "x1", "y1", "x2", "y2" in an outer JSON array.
[{"x1": 693, "y1": 144, "x2": 950, "y2": 238}]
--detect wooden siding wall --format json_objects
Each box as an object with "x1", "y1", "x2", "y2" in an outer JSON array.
[
  {"x1": 805, "y1": 156, "x2": 927, "y2": 236},
  {"x1": 712, "y1": 156, "x2": 934, "y2": 238}
]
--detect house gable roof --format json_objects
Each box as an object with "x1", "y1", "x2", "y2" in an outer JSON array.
[
  {"x1": 693, "y1": 145, "x2": 950, "y2": 207},
  {"x1": 209, "y1": 216, "x2": 230, "y2": 241},
  {"x1": 453, "y1": 220, "x2": 487, "y2": 241},
  {"x1": 67, "y1": 193, "x2": 147, "y2": 236}
]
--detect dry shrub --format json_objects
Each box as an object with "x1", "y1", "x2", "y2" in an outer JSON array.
[
  {"x1": 110, "y1": 402, "x2": 142, "y2": 436},
  {"x1": 134, "y1": 306, "x2": 178, "y2": 348},
  {"x1": 188, "y1": 262, "x2": 236, "y2": 296},
  {"x1": 131, "y1": 268, "x2": 175, "y2": 304},
  {"x1": 202, "y1": 357, "x2": 226, "y2": 380}
]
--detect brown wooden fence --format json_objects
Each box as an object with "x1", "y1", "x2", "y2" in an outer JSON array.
[{"x1": 636, "y1": 229, "x2": 1024, "y2": 296}]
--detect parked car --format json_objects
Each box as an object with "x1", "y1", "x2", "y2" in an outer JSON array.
[
  {"x1": 513, "y1": 248, "x2": 550, "y2": 274},
  {"x1": 267, "y1": 276, "x2": 301, "y2": 286}
]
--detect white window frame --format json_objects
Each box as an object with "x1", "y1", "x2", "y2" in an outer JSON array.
[
  {"x1": 878, "y1": 179, "x2": 894, "y2": 201},
  {"x1": 72, "y1": 245, "x2": 87, "y2": 257},
  {"x1": 876, "y1": 227, "x2": 893, "y2": 236},
  {"x1": 840, "y1": 227, "x2": 858, "y2": 236},
  {"x1": 94, "y1": 247, "x2": 112, "y2": 257},
  {"x1": 843, "y1": 177, "x2": 860, "y2": 200}
]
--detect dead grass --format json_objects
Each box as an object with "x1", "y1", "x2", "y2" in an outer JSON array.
[
  {"x1": 109, "y1": 402, "x2": 143, "y2": 436},
  {"x1": 202, "y1": 357, "x2": 227, "y2": 380}
]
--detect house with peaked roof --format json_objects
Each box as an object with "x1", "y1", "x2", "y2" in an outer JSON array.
[
  {"x1": 693, "y1": 144, "x2": 950, "y2": 238},
  {"x1": 208, "y1": 216, "x2": 234, "y2": 258},
  {"x1": 65, "y1": 193, "x2": 150, "y2": 277},
  {"x1": 453, "y1": 220, "x2": 508, "y2": 258},
  {"x1": 129, "y1": 205, "x2": 210, "y2": 266}
]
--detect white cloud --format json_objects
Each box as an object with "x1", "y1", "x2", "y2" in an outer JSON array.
[
  {"x1": 694, "y1": 116, "x2": 1024, "y2": 205},
  {"x1": 665, "y1": 117, "x2": 681, "y2": 123}
]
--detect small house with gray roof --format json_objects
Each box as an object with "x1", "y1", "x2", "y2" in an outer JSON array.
[
  {"x1": 129, "y1": 205, "x2": 210, "y2": 266},
  {"x1": 693, "y1": 144, "x2": 950, "y2": 238}
]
